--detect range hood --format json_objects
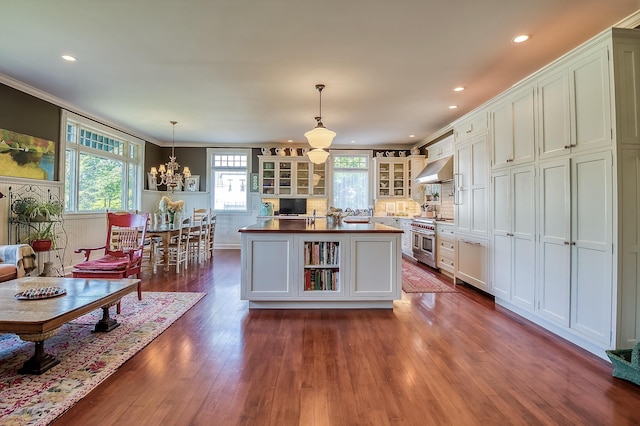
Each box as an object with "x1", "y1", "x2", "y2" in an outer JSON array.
[{"x1": 414, "y1": 156, "x2": 453, "y2": 184}]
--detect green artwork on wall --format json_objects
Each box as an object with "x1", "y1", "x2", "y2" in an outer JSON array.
[{"x1": 0, "y1": 128, "x2": 56, "y2": 181}]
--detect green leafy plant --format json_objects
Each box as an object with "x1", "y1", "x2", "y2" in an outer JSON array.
[
  {"x1": 26, "y1": 222, "x2": 59, "y2": 248},
  {"x1": 25, "y1": 199, "x2": 63, "y2": 222}
]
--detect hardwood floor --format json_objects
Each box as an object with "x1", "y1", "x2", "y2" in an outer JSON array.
[{"x1": 53, "y1": 250, "x2": 640, "y2": 425}]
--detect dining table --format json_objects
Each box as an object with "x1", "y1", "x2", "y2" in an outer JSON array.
[{"x1": 145, "y1": 223, "x2": 200, "y2": 271}]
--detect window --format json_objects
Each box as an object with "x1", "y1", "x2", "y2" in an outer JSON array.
[
  {"x1": 211, "y1": 149, "x2": 249, "y2": 212},
  {"x1": 331, "y1": 152, "x2": 371, "y2": 210},
  {"x1": 63, "y1": 111, "x2": 142, "y2": 212}
]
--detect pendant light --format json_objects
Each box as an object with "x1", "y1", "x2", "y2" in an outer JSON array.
[
  {"x1": 304, "y1": 84, "x2": 335, "y2": 164},
  {"x1": 149, "y1": 121, "x2": 191, "y2": 192}
]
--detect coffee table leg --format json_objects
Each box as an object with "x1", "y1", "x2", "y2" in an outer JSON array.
[
  {"x1": 94, "y1": 303, "x2": 120, "y2": 332},
  {"x1": 17, "y1": 329, "x2": 61, "y2": 374}
]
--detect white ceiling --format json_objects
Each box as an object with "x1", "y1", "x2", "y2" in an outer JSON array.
[{"x1": 2, "y1": 1, "x2": 640, "y2": 148}]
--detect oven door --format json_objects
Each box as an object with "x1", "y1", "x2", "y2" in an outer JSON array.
[{"x1": 412, "y1": 230, "x2": 436, "y2": 267}]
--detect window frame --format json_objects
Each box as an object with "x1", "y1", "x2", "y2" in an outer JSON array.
[
  {"x1": 329, "y1": 150, "x2": 373, "y2": 210},
  {"x1": 62, "y1": 110, "x2": 143, "y2": 214},
  {"x1": 209, "y1": 148, "x2": 251, "y2": 214}
]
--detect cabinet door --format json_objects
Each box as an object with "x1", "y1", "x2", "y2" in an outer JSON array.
[
  {"x1": 511, "y1": 88, "x2": 536, "y2": 165},
  {"x1": 537, "y1": 72, "x2": 572, "y2": 160},
  {"x1": 350, "y1": 235, "x2": 401, "y2": 299},
  {"x1": 312, "y1": 162, "x2": 326, "y2": 196},
  {"x1": 296, "y1": 161, "x2": 311, "y2": 196},
  {"x1": 241, "y1": 234, "x2": 295, "y2": 299},
  {"x1": 278, "y1": 161, "x2": 293, "y2": 195},
  {"x1": 570, "y1": 152, "x2": 612, "y2": 344},
  {"x1": 470, "y1": 136, "x2": 488, "y2": 236},
  {"x1": 456, "y1": 237, "x2": 488, "y2": 291},
  {"x1": 260, "y1": 159, "x2": 277, "y2": 195},
  {"x1": 454, "y1": 143, "x2": 472, "y2": 234},
  {"x1": 569, "y1": 46, "x2": 612, "y2": 154},
  {"x1": 538, "y1": 159, "x2": 571, "y2": 326},
  {"x1": 491, "y1": 100, "x2": 513, "y2": 169},
  {"x1": 491, "y1": 170, "x2": 511, "y2": 299},
  {"x1": 376, "y1": 160, "x2": 392, "y2": 198},
  {"x1": 511, "y1": 166, "x2": 536, "y2": 310}
]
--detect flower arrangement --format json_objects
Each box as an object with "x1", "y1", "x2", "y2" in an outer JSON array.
[
  {"x1": 159, "y1": 196, "x2": 184, "y2": 214},
  {"x1": 326, "y1": 207, "x2": 343, "y2": 225}
]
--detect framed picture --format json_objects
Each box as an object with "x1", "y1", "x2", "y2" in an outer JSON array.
[
  {"x1": 186, "y1": 175, "x2": 200, "y2": 192},
  {"x1": 147, "y1": 173, "x2": 158, "y2": 191}
]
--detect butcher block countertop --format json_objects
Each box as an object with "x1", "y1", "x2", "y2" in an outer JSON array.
[{"x1": 239, "y1": 218, "x2": 402, "y2": 233}]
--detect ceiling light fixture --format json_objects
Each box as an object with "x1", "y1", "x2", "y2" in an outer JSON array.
[
  {"x1": 512, "y1": 34, "x2": 530, "y2": 43},
  {"x1": 149, "y1": 121, "x2": 191, "y2": 192},
  {"x1": 304, "y1": 84, "x2": 335, "y2": 164},
  {"x1": 61, "y1": 55, "x2": 76, "y2": 62},
  {"x1": 449, "y1": 105, "x2": 459, "y2": 109},
  {"x1": 453, "y1": 86, "x2": 465, "y2": 92}
]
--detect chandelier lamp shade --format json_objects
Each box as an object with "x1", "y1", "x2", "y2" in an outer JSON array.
[
  {"x1": 149, "y1": 121, "x2": 191, "y2": 192},
  {"x1": 307, "y1": 148, "x2": 330, "y2": 164},
  {"x1": 304, "y1": 84, "x2": 335, "y2": 163}
]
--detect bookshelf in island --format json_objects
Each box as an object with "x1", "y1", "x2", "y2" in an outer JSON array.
[{"x1": 239, "y1": 218, "x2": 403, "y2": 308}]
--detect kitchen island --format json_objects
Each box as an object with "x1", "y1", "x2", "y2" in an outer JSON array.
[{"x1": 239, "y1": 218, "x2": 402, "y2": 308}]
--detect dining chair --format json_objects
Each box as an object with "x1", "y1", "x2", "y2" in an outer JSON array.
[
  {"x1": 188, "y1": 208, "x2": 209, "y2": 263},
  {"x1": 154, "y1": 217, "x2": 191, "y2": 273}
]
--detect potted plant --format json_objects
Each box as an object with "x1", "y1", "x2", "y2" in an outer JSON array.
[
  {"x1": 24, "y1": 199, "x2": 63, "y2": 222},
  {"x1": 27, "y1": 222, "x2": 58, "y2": 252}
]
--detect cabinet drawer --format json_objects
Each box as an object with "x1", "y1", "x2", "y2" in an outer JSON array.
[
  {"x1": 438, "y1": 239, "x2": 455, "y2": 252},
  {"x1": 438, "y1": 254, "x2": 455, "y2": 272},
  {"x1": 438, "y1": 226, "x2": 455, "y2": 238}
]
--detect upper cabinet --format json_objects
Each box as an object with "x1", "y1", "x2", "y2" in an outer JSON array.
[
  {"x1": 375, "y1": 157, "x2": 407, "y2": 198},
  {"x1": 259, "y1": 156, "x2": 326, "y2": 197},
  {"x1": 427, "y1": 135, "x2": 454, "y2": 161},
  {"x1": 536, "y1": 41, "x2": 612, "y2": 160},
  {"x1": 407, "y1": 154, "x2": 426, "y2": 201},
  {"x1": 490, "y1": 87, "x2": 535, "y2": 169},
  {"x1": 453, "y1": 110, "x2": 487, "y2": 144}
]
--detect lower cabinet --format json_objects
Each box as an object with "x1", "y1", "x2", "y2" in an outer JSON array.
[
  {"x1": 456, "y1": 236, "x2": 488, "y2": 291},
  {"x1": 241, "y1": 232, "x2": 401, "y2": 308},
  {"x1": 436, "y1": 223, "x2": 455, "y2": 275}
]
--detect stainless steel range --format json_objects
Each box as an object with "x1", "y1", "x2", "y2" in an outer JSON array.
[{"x1": 411, "y1": 218, "x2": 436, "y2": 268}]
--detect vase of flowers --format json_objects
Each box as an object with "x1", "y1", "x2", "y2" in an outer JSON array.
[{"x1": 159, "y1": 196, "x2": 184, "y2": 228}]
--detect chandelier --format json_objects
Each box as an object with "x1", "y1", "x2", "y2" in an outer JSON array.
[
  {"x1": 304, "y1": 84, "x2": 335, "y2": 164},
  {"x1": 149, "y1": 121, "x2": 191, "y2": 192}
]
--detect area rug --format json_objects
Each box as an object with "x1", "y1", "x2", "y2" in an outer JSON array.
[
  {"x1": 0, "y1": 291, "x2": 205, "y2": 426},
  {"x1": 402, "y1": 259, "x2": 457, "y2": 293}
]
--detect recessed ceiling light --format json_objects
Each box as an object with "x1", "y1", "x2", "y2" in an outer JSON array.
[
  {"x1": 449, "y1": 105, "x2": 459, "y2": 109},
  {"x1": 287, "y1": 139, "x2": 293, "y2": 143},
  {"x1": 512, "y1": 35, "x2": 530, "y2": 43},
  {"x1": 62, "y1": 55, "x2": 76, "y2": 62},
  {"x1": 409, "y1": 135, "x2": 415, "y2": 138},
  {"x1": 453, "y1": 87, "x2": 465, "y2": 92},
  {"x1": 350, "y1": 140, "x2": 356, "y2": 144}
]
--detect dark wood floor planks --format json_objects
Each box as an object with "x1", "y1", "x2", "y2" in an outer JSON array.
[{"x1": 51, "y1": 250, "x2": 640, "y2": 425}]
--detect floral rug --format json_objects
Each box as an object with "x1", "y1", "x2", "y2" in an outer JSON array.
[
  {"x1": 402, "y1": 259, "x2": 457, "y2": 293},
  {"x1": 0, "y1": 291, "x2": 205, "y2": 426}
]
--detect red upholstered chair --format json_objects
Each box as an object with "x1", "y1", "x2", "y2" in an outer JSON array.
[{"x1": 72, "y1": 212, "x2": 149, "y2": 311}]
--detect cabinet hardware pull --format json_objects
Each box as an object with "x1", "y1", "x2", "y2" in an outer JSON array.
[
  {"x1": 564, "y1": 145, "x2": 571, "y2": 149},
  {"x1": 460, "y1": 239, "x2": 482, "y2": 246},
  {"x1": 506, "y1": 232, "x2": 514, "y2": 236},
  {"x1": 570, "y1": 241, "x2": 576, "y2": 245},
  {"x1": 564, "y1": 241, "x2": 570, "y2": 245}
]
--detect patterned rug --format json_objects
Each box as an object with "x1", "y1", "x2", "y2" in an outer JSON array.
[
  {"x1": 402, "y1": 259, "x2": 457, "y2": 293},
  {"x1": 0, "y1": 291, "x2": 205, "y2": 426}
]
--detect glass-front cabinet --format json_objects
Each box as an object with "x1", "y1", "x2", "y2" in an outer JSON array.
[
  {"x1": 375, "y1": 158, "x2": 408, "y2": 198},
  {"x1": 259, "y1": 156, "x2": 326, "y2": 197}
]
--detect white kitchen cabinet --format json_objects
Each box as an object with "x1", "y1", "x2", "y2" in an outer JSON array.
[
  {"x1": 491, "y1": 166, "x2": 536, "y2": 310},
  {"x1": 241, "y1": 234, "x2": 296, "y2": 299},
  {"x1": 399, "y1": 218, "x2": 413, "y2": 256},
  {"x1": 536, "y1": 41, "x2": 612, "y2": 160},
  {"x1": 453, "y1": 110, "x2": 487, "y2": 144},
  {"x1": 350, "y1": 235, "x2": 402, "y2": 300},
  {"x1": 407, "y1": 155, "x2": 426, "y2": 201},
  {"x1": 375, "y1": 157, "x2": 408, "y2": 198},
  {"x1": 436, "y1": 223, "x2": 455, "y2": 276},
  {"x1": 490, "y1": 87, "x2": 535, "y2": 169},
  {"x1": 456, "y1": 237, "x2": 488, "y2": 291},
  {"x1": 538, "y1": 152, "x2": 612, "y2": 344},
  {"x1": 259, "y1": 156, "x2": 326, "y2": 197},
  {"x1": 454, "y1": 133, "x2": 488, "y2": 238},
  {"x1": 427, "y1": 135, "x2": 454, "y2": 161}
]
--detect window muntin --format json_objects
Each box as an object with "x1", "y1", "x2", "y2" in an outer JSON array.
[
  {"x1": 332, "y1": 153, "x2": 370, "y2": 210},
  {"x1": 212, "y1": 151, "x2": 249, "y2": 212},
  {"x1": 64, "y1": 113, "x2": 141, "y2": 213}
]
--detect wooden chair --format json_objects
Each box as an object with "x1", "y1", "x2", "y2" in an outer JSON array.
[
  {"x1": 188, "y1": 208, "x2": 209, "y2": 263},
  {"x1": 207, "y1": 212, "x2": 216, "y2": 260},
  {"x1": 72, "y1": 212, "x2": 149, "y2": 312},
  {"x1": 154, "y1": 217, "x2": 191, "y2": 273}
]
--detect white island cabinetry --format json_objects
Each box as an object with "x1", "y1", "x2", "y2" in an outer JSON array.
[{"x1": 240, "y1": 220, "x2": 402, "y2": 308}]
